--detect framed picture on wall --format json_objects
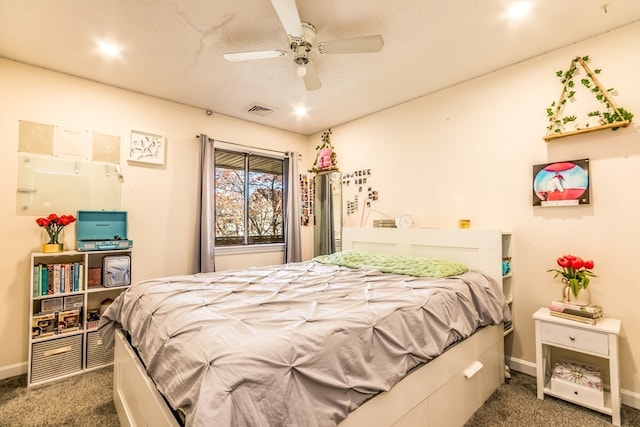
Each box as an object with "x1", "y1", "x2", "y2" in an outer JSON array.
[
  {"x1": 128, "y1": 130, "x2": 165, "y2": 165},
  {"x1": 532, "y1": 158, "x2": 590, "y2": 207}
]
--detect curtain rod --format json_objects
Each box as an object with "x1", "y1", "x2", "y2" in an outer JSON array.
[{"x1": 195, "y1": 134, "x2": 301, "y2": 158}]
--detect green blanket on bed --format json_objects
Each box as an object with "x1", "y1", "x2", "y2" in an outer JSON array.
[{"x1": 313, "y1": 250, "x2": 468, "y2": 278}]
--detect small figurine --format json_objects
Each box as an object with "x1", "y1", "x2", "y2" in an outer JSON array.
[{"x1": 317, "y1": 147, "x2": 333, "y2": 170}]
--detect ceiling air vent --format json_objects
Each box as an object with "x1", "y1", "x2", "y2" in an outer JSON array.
[{"x1": 245, "y1": 103, "x2": 276, "y2": 117}]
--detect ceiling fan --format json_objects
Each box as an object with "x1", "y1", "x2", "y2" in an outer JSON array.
[{"x1": 223, "y1": 0, "x2": 384, "y2": 91}]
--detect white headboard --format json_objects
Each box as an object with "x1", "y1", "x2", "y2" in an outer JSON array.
[{"x1": 341, "y1": 227, "x2": 503, "y2": 283}]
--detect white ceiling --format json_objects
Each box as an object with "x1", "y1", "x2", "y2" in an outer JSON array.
[{"x1": 1, "y1": 1, "x2": 639, "y2": 136}]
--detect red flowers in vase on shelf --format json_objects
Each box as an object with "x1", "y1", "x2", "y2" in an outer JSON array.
[
  {"x1": 36, "y1": 213, "x2": 76, "y2": 251},
  {"x1": 548, "y1": 254, "x2": 596, "y2": 297}
]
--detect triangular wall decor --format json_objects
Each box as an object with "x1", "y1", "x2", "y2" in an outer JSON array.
[
  {"x1": 544, "y1": 56, "x2": 633, "y2": 141},
  {"x1": 309, "y1": 129, "x2": 338, "y2": 173}
]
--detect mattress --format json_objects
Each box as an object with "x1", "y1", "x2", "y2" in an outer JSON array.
[{"x1": 99, "y1": 259, "x2": 508, "y2": 427}]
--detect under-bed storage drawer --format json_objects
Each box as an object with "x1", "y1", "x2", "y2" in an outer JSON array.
[
  {"x1": 31, "y1": 334, "x2": 83, "y2": 384},
  {"x1": 427, "y1": 337, "x2": 502, "y2": 427},
  {"x1": 86, "y1": 330, "x2": 114, "y2": 369},
  {"x1": 540, "y1": 321, "x2": 608, "y2": 355}
]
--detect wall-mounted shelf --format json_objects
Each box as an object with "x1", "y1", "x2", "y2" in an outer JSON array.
[
  {"x1": 544, "y1": 120, "x2": 631, "y2": 141},
  {"x1": 544, "y1": 56, "x2": 632, "y2": 142}
]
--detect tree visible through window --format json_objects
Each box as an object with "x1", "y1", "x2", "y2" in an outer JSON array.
[{"x1": 214, "y1": 150, "x2": 284, "y2": 246}]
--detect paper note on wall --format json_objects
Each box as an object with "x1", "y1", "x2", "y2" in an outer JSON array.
[
  {"x1": 53, "y1": 126, "x2": 91, "y2": 160},
  {"x1": 18, "y1": 121, "x2": 54, "y2": 155},
  {"x1": 93, "y1": 133, "x2": 121, "y2": 163}
]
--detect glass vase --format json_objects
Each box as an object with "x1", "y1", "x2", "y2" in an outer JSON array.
[
  {"x1": 571, "y1": 288, "x2": 591, "y2": 306},
  {"x1": 564, "y1": 286, "x2": 591, "y2": 306},
  {"x1": 41, "y1": 229, "x2": 64, "y2": 253}
]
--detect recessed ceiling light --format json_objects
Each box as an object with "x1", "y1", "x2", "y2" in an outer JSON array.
[
  {"x1": 98, "y1": 42, "x2": 121, "y2": 56},
  {"x1": 508, "y1": 1, "x2": 532, "y2": 19},
  {"x1": 294, "y1": 106, "x2": 308, "y2": 117}
]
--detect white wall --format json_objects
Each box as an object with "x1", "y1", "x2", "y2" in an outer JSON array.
[
  {"x1": 0, "y1": 59, "x2": 312, "y2": 375},
  {"x1": 326, "y1": 22, "x2": 640, "y2": 403}
]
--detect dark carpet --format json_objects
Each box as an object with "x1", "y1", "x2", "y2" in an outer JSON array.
[
  {"x1": 0, "y1": 368, "x2": 638, "y2": 426},
  {"x1": 465, "y1": 370, "x2": 640, "y2": 427}
]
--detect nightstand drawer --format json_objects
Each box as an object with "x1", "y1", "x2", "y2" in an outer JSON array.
[{"x1": 540, "y1": 322, "x2": 608, "y2": 355}]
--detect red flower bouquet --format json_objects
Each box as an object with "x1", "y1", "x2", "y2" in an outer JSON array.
[
  {"x1": 548, "y1": 254, "x2": 596, "y2": 297},
  {"x1": 36, "y1": 213, "x2": 77, "y2": 245}
]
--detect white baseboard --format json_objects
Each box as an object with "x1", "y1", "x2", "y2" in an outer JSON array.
[
  {"x1": 506, "y1": 356, "x2": 536, "y2": 377},
  {"x1": 506, "y1": 356, "x2": 640, "y2": 411},
  {"x1": 621, "y1": 389, "x2": 640, "y2": 411},
  {"x1": 0, "y1": 362, "x2": 27, "y2": 380}
]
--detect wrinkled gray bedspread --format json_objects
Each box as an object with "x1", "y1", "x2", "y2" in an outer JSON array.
[{"x1": 99, "y1": 261, "x2": 509, "y2": 427}]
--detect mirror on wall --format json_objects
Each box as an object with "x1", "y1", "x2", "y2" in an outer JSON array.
[{"x1": 313, "y1": 171, "x2": 341, "y2": 256}]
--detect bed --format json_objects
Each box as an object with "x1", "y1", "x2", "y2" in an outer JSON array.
[{"x1": 100, "y1": 227, "x2": 509, "y2": 427}]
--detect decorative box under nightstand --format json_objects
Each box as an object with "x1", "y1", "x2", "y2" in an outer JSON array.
[
  {"x1": 551, "y1": 360, "x2": 603, "y2": 407},
  {"x1": 533, "y1": 307, "x2": 621, "y2": 426}
]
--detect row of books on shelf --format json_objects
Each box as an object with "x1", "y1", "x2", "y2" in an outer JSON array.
[
  {"x1": 33, "y1": 262, "x2": 85, "y2": 297},
  {"x1": 548, "y1": 300, "x2": 603, "y2": 325}
]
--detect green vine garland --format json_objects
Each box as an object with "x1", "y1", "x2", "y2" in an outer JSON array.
[{"x1": 546, "y1": 55, "x2": 633, "y2": 134}]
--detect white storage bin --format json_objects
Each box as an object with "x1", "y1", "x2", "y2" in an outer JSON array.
[
  {"x1": 86, "y1": 330, "x2": 114, "y2": 369},
  {"x1": 31, "y1": 334, "x2": 83, "y2": 384}
]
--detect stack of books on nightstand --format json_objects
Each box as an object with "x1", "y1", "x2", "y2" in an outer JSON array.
[{"x1": 548, "y1": 301, "x2": 603, "y2": 325}]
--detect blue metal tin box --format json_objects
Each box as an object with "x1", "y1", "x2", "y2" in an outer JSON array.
[{"x1": 76, "y1": 210, "x2": 133, "y2": 251}]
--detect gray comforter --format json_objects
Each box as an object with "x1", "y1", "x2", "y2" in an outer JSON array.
[{"x1": 99, "y1": 261, "x2": 508, "y2": 427}]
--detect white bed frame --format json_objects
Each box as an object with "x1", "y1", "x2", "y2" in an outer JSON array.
[{"x1": 112, "y1": 227, "x2": 505, "y2": 427}]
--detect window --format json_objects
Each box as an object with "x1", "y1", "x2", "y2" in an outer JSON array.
[{"x1": 214, "y1": 149, "x2": 285, "y2": 246}]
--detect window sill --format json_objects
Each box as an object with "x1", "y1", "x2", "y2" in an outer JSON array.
[{"x1": 214, "y1": 243, "x2": 285, "y2": 256}]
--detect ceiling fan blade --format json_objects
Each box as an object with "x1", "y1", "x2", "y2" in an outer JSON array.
[
  {"x1": 271, "y1": 0, "x2": 304, "y2": 41},
  {"x1": 317, "y1": 35, "x2": 384, "y2": 55},
  {"x1": 302, "y1": 60, "x2": 321, "y2": 91},
  {"x1": 224, "y1": 50, "x2": 287, "y2": 62}
]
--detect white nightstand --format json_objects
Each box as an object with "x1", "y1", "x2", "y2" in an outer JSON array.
[{"x1": 533, "y1": 307, "x2": 621, "y2": 426}]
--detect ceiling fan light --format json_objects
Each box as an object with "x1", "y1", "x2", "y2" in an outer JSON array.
[{"x1": 296, "y1": 64, "x2": 307, "y2": 77}]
